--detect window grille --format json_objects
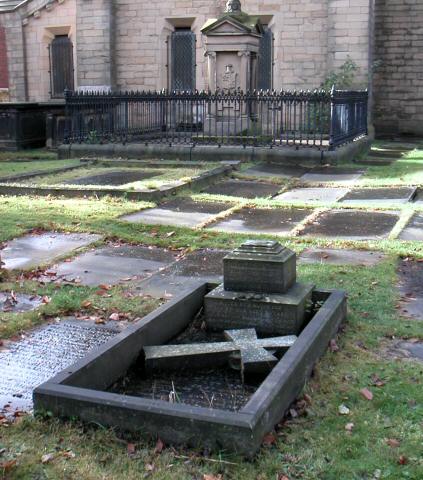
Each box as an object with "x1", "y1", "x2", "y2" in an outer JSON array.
[
  {"x1": 258, "y1": 27, "x2": 273, "y2": 90},
  {"x1": 170, "y1": 29, "x2": 196, "y2": 92},
  {"x1": 49, "y1": 35, "x2": 74, "y2": 98}
]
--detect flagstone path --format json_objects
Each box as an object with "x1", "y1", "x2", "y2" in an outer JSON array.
[{"x1": 2, "y1": 232, "x2": 101, "y2": 270}]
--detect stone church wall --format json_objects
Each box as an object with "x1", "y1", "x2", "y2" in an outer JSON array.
[{"x1": 374, "y1": 0, "x2": 423, "y2": 136}]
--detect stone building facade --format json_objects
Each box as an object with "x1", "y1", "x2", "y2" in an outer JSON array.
[{"x1": 0, "y1": 0, "x2": 422, "y2": 136}]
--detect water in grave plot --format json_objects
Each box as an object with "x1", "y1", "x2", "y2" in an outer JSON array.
[
  {"x1": 108, "y1": 318, "x2": 264, "y2": 411},
  {"x1": 209, "y1": 207, "x2": 313, "y2": 234},
  {"x1": 1, "y1": 292, "x2": 42, "y2": 313},
  {"x1": 300, "y1": 210, "x2": 399, "y2": 240},
  {"x1": 0, "y1": 321, "x2": 117, "y2": 412},
  {"x1": 202, "y1": 180, "x2": 281, "y2": 199}
]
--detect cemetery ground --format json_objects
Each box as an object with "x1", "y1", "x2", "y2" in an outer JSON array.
[{"x1": 0, "y1": 143, "x2": 422, "y2": 479}]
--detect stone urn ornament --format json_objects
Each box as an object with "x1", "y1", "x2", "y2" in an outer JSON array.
[{"x1": 225, "y1": 0, "x2": 242, "y2": 14}]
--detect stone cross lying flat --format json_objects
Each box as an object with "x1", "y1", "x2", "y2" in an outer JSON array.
[{"x1": 144, "y1": 328, "x2": 297, "y2": 377}]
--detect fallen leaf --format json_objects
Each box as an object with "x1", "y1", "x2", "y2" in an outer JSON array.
[
  {"x1": 145, "y1": 463, "x2": 155, "y2": 472},
  {"x1": 360, "y1": 388, "x2": 373, "y2": 401},
  {"x1": 41, "y1": 296, "x2": 51, "y2": 304},
  {"x1": 109, "y1": 313, "x2": 120, "y2": 321},
  {"x1": 94, "y1": 318, "x2": 105, "y2": 325},
  {"x1": 99, "y1": 284, "x2": 111, "y2": 291},
  {"x1": 0, "y1": 459, "x2": 17, "y2": 472},
  {"x1": 166, "y1": 231, "x2": 175, "y2": 237},
  {"x1": 127, "y1": 443, "x2": 136, "y2": 455},
  {"x1": 154, "y1": 438, "x2": 164, "y2": 454},
  {"x1": 329, "y1": 339, "x2": 339, "y2": 352},
  {"x1": 262, "y1": 432, "x2": 277, "y2": 446},
  {"x1": 203, "y1": 475, "x2": 223, "y2": 480},
  {"x1": 345, "y1": 422, "x2": 354, "y2": 432},
  {"x1": 61, "y1": 450, "x2": 76, "y2": 459},
  {"x1": 398, "y1": 455, "x2": 408, "y2": 465},
  {"x1": 278, "y1": 476, "x2": 290, "y2": 480},
  {"x1": 81, "y1": 300, "x2": 92, "y2": 308},
  {"x1": 386, "y1": 438, "x2": 400, "y2": 448},
  {"x1": 41, "y1": 453, "x2": 55, "y2": 464}
]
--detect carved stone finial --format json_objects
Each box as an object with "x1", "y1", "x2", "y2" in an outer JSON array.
[{"x1": 225, "y1": 0, "x2": 242, "y2": 14}]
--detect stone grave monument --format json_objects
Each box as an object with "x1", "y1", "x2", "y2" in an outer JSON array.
[
  {"x1": 201, "y1": 0, "x2": 264, "y2": 133},
  {"x1": 205, "y1": 240, "x2": 314, "y2": 335},
  {"x1": 144, "y1": 240, "x2": 313, "y2": 379}
]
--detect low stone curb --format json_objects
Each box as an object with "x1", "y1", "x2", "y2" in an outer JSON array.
[{"x1": 0, "y1": 165, "x2": 233, "y2": 202}]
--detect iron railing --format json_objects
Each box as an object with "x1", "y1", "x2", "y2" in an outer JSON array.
[{"x1": 64, "y1": 88, "x2": 368, "y2": 150}]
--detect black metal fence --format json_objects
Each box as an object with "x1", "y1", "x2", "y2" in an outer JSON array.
[{"x1": 64, "y1": 88, "x2": 367, "y2": 150}]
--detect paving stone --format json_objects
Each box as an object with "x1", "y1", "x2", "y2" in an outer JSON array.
[
  {"x1": 54, "y1": 245, "x2": 179, "y2": 286},
  {"x1": 135, "y1": 249, "x2": 228, "y2": 298},
  {"x1": 243, "y1": 163, "x2": 310, "y2": 179},
  {"x1": 65, "y1": 170, "x2": 160, "y2": 186},
  {"x1": 202, "y1": 179, "x2": 280, "y2": 199},
  {"x1": 399, "y1": 213, "x2": 423, "y2": 241},
  {"x1": 300, "y1": 167, "x2": 364, "y2": 184},
  {"x1": 300, "y1": 210, "x2": 399, "y2": 240},
  {"x1": 208, "y1": 207, "x2": 313, "y2": 235},
  {"x1": 275, "y1": 187, "x2": 349, "y2": 203},
  {"x1": 121, "y1": 198, "x2": 233, "y2": 227},
  {"x1": 0, "y1": 292, "x2": 43, "y2": 313},
  {"x1": 397, "y1": 259, "x2": 423, "y2": 321},
  {"x1": 1, "y1": 232, "x2": 102, "y2": 270},
  {"x1": 412, "y1": 189, "x2": 423, "y2": 204},
  {"x1": 388, "y1": 340, "x2": 423, "y2": 364},
  {"x1": 340, "y1": 187, "x2": 416, "y2": 205},
  {"x1": 299, "y1": 248, "x2": 386, "y2": 266},
  {"x1": 0, "y1": 320, "x2": 118, "y2": 412}
]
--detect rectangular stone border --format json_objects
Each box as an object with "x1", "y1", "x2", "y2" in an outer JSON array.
[
  {"x1": 58, "y1": 136, "x2": 371, "y2": 166},
  {"x1": 33, "y1": 283, "x2": 346, "y2": 457},
  {"x1": 0, "y1": 165, "x2": 233, "y2": 202}
]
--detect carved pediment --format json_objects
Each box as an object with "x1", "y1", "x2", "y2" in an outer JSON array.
[{"x1": 201, "y1": 14, "x2": 263, "y2": 37}]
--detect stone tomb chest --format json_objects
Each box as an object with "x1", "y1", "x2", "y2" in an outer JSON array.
[{"x1": 34, "y1": 241, "x2": 347, "y2": 456}]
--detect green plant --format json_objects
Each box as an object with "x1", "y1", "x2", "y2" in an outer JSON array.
[{"x1": 320, "y1": 57, "x2": 360, "y2": 90}]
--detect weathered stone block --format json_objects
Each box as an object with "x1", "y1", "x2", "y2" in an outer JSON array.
[
  {"x1": 223, "y1": 240, "x2": 296, "y2": 294},
  {"x1": 204, "y1": 282, "x2": 314, "y2": 335}
]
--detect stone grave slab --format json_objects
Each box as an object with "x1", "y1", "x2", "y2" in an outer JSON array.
[
  {"x1": 300, "y1": 167, "x2": 364, "y2": 184},
  {"x1": 340, "y1": 187, "x2": 416, "y2": 205},
  {"x1": 243, "y1": 163, "x2": 310, "y2": 179},
  {"x1": 208, "y1": 207, "x2": 313, "y2": 235},
  {"x1": 202, "y1": 179, "x2": 280, "y2": 199},
  {"x1": 388, "y1": 340, "x2": 423, "y2": 364},
  {"x1": 0, "y1": 320, "x2": 118, "y2": 412},
  {"x1": 144, "y1": 328, "x2": 297, "y2": 375},
  {"x1": 54, "y1": 245, "x2": 178, "y2": 286},
  {"x1": 135, "y1": 249, "x2": 228, "y2": 298},
  {"x1": 1, "y1": 232, "x2": 102, "y2": 270},
  {"x1": 65, "y1": 170, "x2": 160, "y2": 186},
  {"x1": 121, "y1": 198, "x2": 233, "y2": 228},
  {"x1": 398, "y1": 213, "x2": 423, "y2": 241},
  {"x1": 300, "y1": 210, "x2": 399, "y2": 240},
  {"x1": 275, "y1": 187, "x2": 349, "y2": 203},
  {"x1": 412, "y1": 189, "x2": 423, "y2": 204},
  {"x1": 397, "y1": 259, "x2": 423, "y2": 321},
  {"x1": 299, "y1": 248, "x2": 386, "y2": 266},
  {"x1": 1, "y1": 292, "x2": 43, "y2": 313}
]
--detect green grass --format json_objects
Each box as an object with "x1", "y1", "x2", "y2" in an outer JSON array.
[
  {"x1": 0, "y1": 160, "x2": 81, "y2": 178},
  {"x1": 0, "y1": 149, "x2": 57, "y2": 162},
  {"x1": 0, "y1": 142, "x2": 422, "y2": 479}
]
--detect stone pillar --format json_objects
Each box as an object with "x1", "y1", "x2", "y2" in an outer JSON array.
[
  {"x1": 205, "y1": 51, "x2": 217, "y2": 91},
  {"x1": 76, "y1": 0, "x2": 115, "y2": 90}
]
